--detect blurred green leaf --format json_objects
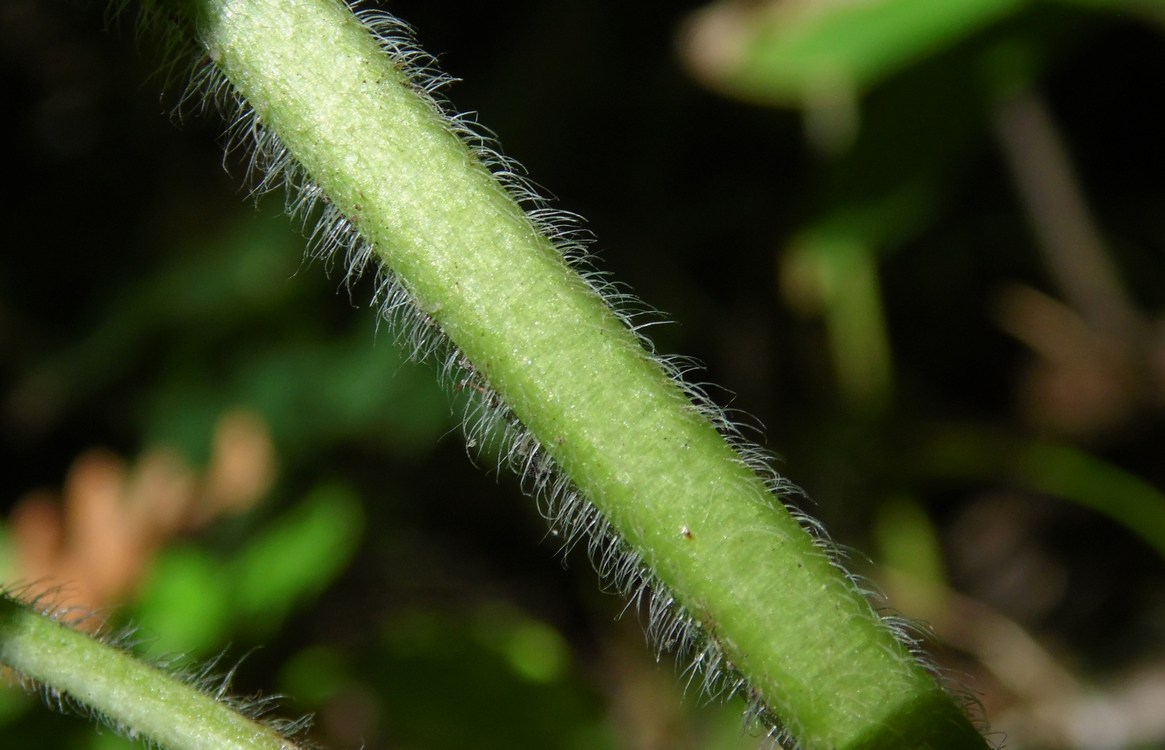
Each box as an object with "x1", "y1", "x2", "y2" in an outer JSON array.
[
  {"x1": 132, "y1": 485, "x2": 363, "y2": 654},
  {"x1": 279, "y1": 645, "x2": 351, "y2": 706},
  {"x1": 919, "y1": 426, "x2": 1165, "y2": 560},
  {"x1": 1018, "y1": 442, "x2": 1165, "y2": 560},
  {"x1": 230, "y1": 483, "x2": 363, "y2": 636},
  {"x1": 231, "y1": 333, "x2": 451, "y2": 458},
  {"x1": 783, "y1": 235, "x2": 893, "y2": 409},
  {"x1": 873, "y1": 496, "x2": 948, "y2": 588},
  {"x1": 134, "y1": 546, "x2": 232, "y2": 656},
  {"x1": 143, "y1": 325, "x2": 451, "y2": 464},
  {"x1": 691, "y1": 0, "x2": 1026, "y2": 105},
  {"x1": 472, "y1": 605, "x2": 570, "y2": 684}
]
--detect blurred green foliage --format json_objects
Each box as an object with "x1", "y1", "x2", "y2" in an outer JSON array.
[
  {"x1": 132, "y1": 483, "x2": 364, "y2": 655},
  {"x1": 2, "y1": 0, "x2": 1164, "y2": 748}
]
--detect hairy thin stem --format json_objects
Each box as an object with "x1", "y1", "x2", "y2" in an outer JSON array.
[{"x1": 0, "y1": 595, "x2": 304, "y2": 750}]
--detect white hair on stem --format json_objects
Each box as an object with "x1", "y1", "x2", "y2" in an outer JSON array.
[
  {"x1": 93, "y1": 0, "x2": 990, "y2": 746},
  {"x1": 0, "y1": 587, "x2": 319, "y2": 750}
]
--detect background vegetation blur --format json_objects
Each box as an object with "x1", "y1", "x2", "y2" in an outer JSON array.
[{"x1": 2, "y1": 0, "x2": 1165, "y2": 747}]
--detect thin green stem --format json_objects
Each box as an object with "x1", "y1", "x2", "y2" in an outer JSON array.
[{"x1": 0, "y1": 595, "x2": 302, "y2": 750}]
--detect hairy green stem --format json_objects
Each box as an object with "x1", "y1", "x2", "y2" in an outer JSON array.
[
  {"x1": 0, "y1": 0, "x2": 990, "y2": 748},
  {"x1": 0, "y1": 595, "x2": 302, "y2": 750},
  {"x1": 183, "y1": 1, "x2": 985, "y2": 745}
]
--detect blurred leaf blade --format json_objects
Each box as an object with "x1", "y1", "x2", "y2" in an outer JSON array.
[
  {"x1": 920, "y1": 426, "x2": 1165, "y2": 560},
  {"x1": 230, "y1": 483, "x2": 364, "y2": 635},
  {"x1": 133, "y1": 546, "x2": 233, "y2": 657},
  {"x1": 684, "y1": 0, "x2": 1028, "y2": 105}
]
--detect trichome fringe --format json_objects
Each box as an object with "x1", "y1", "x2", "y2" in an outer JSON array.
[
  {"x1": 115, "y1": 1, "x2": 987, "y2": 747},
  {"x1": 0, "y1": 587, "x2": 315, "y2": 750}
]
